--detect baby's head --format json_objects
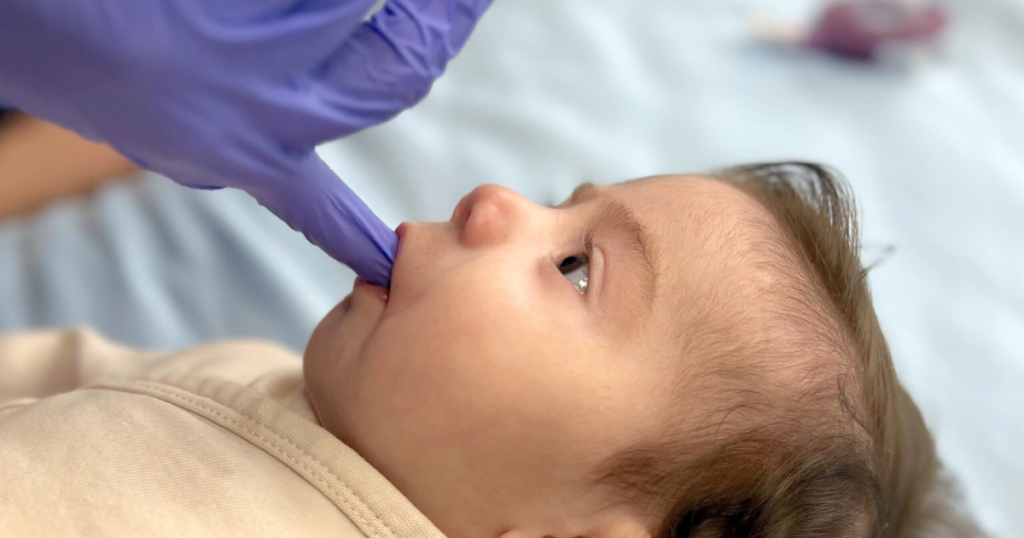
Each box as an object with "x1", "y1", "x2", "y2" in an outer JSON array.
[{"x1": 305, "y1": 163, "x2": 972, "y2": 538}]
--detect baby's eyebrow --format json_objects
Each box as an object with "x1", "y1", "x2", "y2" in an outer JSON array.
[
  {"x1": 567, "y1": 183, "x2": 658, "y2": 312},
  {"x1": 566, "y1": 182, "x2": 598, "y2": 206}
]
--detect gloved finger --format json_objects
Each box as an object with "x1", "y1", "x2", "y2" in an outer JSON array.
[
  {"x1": 247, "y1": 153, "x2": 397, "y2": 287},
  {"x1": 284, "y1": 0, "x2": 495, "y2": 147}
]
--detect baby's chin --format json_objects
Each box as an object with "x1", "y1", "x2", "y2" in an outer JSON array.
[
  {"x1": 303, "y1": 283, "x2": 396, "y2": 436},
  {"x1": 306, "y1": 279, "x2": 390, "y2": 367}
]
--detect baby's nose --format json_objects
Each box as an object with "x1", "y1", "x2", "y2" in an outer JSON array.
[{"x1": 456, "y1": 184, "x2": 531, "y2": 248}]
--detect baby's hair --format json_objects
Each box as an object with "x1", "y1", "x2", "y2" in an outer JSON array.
[{"x1": 591, "y1": 162, "x2": 983, "y2": 538}]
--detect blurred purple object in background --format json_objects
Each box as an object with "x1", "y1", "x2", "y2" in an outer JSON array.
[{"x1": 808, "y1": 0, "x2": 949, "y2": 60}]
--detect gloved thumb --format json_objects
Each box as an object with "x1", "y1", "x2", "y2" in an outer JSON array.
[{"x1": 247, "y1": 153, "x2": 397, "y2": 287}]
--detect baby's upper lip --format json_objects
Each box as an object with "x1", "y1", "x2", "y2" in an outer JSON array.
[
  {"x1": 394, "y1": 223, "x2": 409, "y2": 264},
  {"x1": 389, "y1": 223, "x2": 411, "y2": 294}
]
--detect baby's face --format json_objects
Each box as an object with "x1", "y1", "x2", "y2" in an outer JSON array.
[{"x1": 305, "y1": 175, "x2": 775, "y2": 529}]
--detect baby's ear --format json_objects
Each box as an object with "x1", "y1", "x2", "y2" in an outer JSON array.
[
  {"x1": 497, "y1": 517, "x2": 653, "y2": 538},
  {"x1": 496, "y1": 503, "x2": 654, "y2": 538},
  {"x1": 586, "y1": 515, "x2": 653, "y2": 538}
]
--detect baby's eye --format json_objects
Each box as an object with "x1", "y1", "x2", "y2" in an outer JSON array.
[{"x1": 558, "y1": 254, "x2": 590, "y2": 295}]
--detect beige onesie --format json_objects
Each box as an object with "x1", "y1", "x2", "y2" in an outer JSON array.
[{"x1": 0, "y1": 329, "x2": 444, "y2": 538}]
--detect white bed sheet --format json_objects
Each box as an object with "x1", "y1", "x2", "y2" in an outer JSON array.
[{"x1": 1, "y1": 0, "x2": 1021, "y2": 534}]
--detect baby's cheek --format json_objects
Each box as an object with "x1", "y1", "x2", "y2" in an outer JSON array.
[
  {"x1": 366, "y1": 310, "x2": 499, "y2": 410},
  {"x1": 366, "y1": 268, "x2": 583, "y2": 432}
]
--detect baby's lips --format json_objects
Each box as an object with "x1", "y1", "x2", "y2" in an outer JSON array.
[
  {"x1": 354, "y1": 277, "x2": 389, "y2": 303},
  {"x1": 389, "y1": 222, "x2": 412, "y2": 297}
]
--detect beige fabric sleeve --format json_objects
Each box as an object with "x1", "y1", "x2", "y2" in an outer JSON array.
[
  {"x1": 0, "y1": 328, "x2": 305, "y2": 409},
  {"x1": 0, "y1": 328, "x2": 164, "y2": 405}
]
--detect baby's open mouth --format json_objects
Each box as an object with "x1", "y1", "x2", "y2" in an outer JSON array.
[{"x1": 354, "y1": 277, "x2": 389, "y2": 304}]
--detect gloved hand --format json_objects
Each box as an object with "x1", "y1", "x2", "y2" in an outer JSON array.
[{"x1": 0, "y1": 0, "x2": 494, "y2": 287}]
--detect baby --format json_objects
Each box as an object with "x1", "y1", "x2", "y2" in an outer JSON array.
[{"x1": 0, "y1": 162, "x2": 978, "y2": 538}]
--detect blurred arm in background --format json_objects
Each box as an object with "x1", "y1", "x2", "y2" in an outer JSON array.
[{"x1": 0, "y1": 111, "x2": 137, "y2": 219}]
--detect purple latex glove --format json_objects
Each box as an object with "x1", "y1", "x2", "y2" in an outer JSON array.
[{"x1": 0, "y1": 0, "x2": 494, "y2": 287}]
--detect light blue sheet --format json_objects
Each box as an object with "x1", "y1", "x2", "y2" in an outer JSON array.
[
  {"x1": 1, "y1": 0, "x2": 1021, "y2": 534},
  {"x1": 0, "y1": 175, "x2": 351, "y2": 351}
]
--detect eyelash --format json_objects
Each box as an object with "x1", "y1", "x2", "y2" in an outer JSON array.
[
  {"x1": 556, "y1": 226, "x2": 596, "y2": 295},
  {"x1": 579, "y1": 227, "x2": 596, "y2": 261}
]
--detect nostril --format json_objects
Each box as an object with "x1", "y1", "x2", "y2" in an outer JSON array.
[
  {"x1": 455, "y1": 184, "x2": 528, "y2": 248},
  {"x1": 459, "y1": 199, "x2": 507, "y2": 248},
  {"x1": 451, "y1": 195, "x2": 468, "y2": 224}
]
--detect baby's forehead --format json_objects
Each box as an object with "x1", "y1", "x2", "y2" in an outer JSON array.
[
  {"x1": 616, "y1": 174, "x2": 758, "y2": 209},
  {"x1": 612, "y1": 175, "x2": 783, "y2": 250},
  {"x1": 610, "y1": 174, "x2": 796, "y2": 317}
]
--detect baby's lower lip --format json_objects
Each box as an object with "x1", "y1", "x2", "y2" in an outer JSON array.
[{"x1": 354, "y1": 277, "x2": 389, "y2": 303}]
